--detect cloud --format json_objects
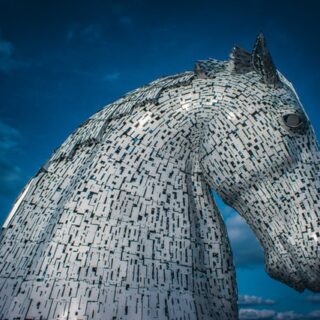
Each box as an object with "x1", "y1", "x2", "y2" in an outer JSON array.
[
  {"x1": 306, "y1": 295, "x2": 320, "y2": 303},
  {"x1": 274, "y1": 311, "x2": 304, "y2": 320},
  {"x1": 238, "y1": 295, "x2": 275, "y2": 306},
  {"x1": 225, "y1": 212, "x2": 264, "y2": 268},
  {"x1": 307, "y1": 310, "x2": 320, "y2": 318},
  {"x1": 239, "y1": 308, "x2": 276, "y2": 320},
  {"x1": 239, "y1": 308, "x2": 320, "y2": 320},
  {"x1": 275, "y1": 310, "x2": 320, "y2": 319}
]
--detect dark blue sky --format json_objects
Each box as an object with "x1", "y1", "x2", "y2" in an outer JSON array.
[{"x1": 0, "y1": 1, "x2": 320, "y2": 318}]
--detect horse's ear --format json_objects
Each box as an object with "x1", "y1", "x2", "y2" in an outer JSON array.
[
  {"x1": 228, "y1": 46, "x2": 253, "y2": 74},
  {"x1": 228, "y1": 33, "x2": 282, "y2": 87},
  {"x1": 251, "y1": 33, "x2": 281, "y2": 87}
]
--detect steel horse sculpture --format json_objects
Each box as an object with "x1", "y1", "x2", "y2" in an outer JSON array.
[{"x1": 0, "y1": 34, "x2": 319, "y2": 319}]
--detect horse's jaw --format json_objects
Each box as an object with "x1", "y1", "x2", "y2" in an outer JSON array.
[
  {"x1": 265, "y1": 234, "x2": 320, "y2": 293},
  {"x1": 225, "y1": 160, "x2": 320, "y2": 293}
]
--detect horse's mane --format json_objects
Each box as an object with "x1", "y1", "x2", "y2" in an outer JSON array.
[{"x1": 49, "y1": 59, "x2": 227, "y2": 162}]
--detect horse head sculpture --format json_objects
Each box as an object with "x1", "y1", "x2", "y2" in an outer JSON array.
[
  {"x1": 199, "y1": 33, "x2": 320, "y2": 293},
  {"x1": 0, "y1": 34, "x2": 318, "y2": 319}
]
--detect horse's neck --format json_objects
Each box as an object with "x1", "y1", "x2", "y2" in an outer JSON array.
[{"x1": 0, "y1": 80, "x2": 238, "y2": 319}]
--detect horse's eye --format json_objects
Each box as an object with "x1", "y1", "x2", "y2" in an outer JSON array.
[{"x1": 282, "y1": 113, "x2": 305, "y2": 130}]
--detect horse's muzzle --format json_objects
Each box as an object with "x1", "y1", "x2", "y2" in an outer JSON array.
[{"x1": 266, "y1": 234, "x2": 320, "y2": 293}]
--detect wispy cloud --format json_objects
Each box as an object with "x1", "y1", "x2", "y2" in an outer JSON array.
[
  {"x1": 240, "y1": 308, "x2": 320, "y2": 320},
  {"x1": 307, "y1": 310, "x2": 320, "y2": 319},
  {"x1": 275, "y1": 310, "x2": 320, "y2": 319},
  {"x1": 274, "y1": 311, "x2": 304, "y2": 320},
  {"x1": 238, "y1": 295, "x2": 275, "y2": 306},
  {"x1": 306, "y1": 295, "x2": 320, "y2": 303},
  {"x1": 225, "y1": 211, "x2": 264, "y2": 268},
  {"x1": 239, "y1": 308, "x2": 276, "y2": 319}
]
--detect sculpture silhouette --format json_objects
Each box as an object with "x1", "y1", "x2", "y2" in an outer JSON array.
[{"x1": 0, "y1": 34, "x2": 319, "y2": 319}]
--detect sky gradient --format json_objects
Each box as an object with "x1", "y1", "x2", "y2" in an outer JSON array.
[{"x1": 0, "y1": 1, "x2": 320, "y2": 318}]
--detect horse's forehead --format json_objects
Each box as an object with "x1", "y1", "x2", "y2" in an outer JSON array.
[
  {"x1": 241, "y1": 73, "x2": 301, "y2": 107},
  {"x1": 210, "y1": 75, "x2": 304, "y2": 120},
  {"x1": 276, "y1": 72, "x2": 302, "y2": 104}
]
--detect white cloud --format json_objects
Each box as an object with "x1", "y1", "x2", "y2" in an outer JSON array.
[
  {"x1": 274, "y1": 311, "x2": 304, "y2": 320},
  {"x1": 239, "y1": 308, "x2": 320, "y2": 320},
  {"x1": 238, "y1": 295, "x2": 275, "y2": 306},
  {"x1": 239, "y1": 308, "x2": 276, "y2": 319}
]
